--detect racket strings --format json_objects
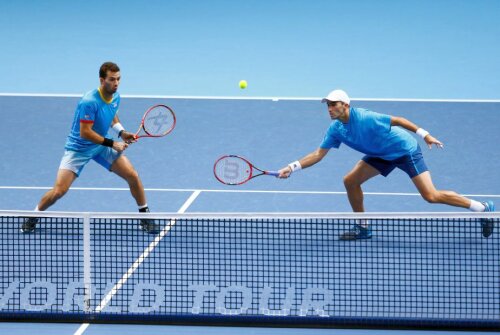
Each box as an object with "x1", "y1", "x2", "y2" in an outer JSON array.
[
  {"x1": 214, "y1": 157, "x2": 252, "y2": 185},
  {"x1": 143, "y1": 106, "x2": 175, "y2": 136}
]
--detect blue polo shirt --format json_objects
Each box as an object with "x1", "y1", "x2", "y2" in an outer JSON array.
[
  {"x1": 320, "y1": 107, "x2": 417, "y2": 160},
  {"x1": 65, "y1": 88, "x2": 120, "y2": 152}
]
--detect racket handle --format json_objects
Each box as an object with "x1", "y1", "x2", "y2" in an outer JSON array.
[{"x1": 266, "y1": 171, "x2": 280, "y2": 177}]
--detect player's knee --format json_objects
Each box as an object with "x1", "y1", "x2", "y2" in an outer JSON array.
[
  {"x1": 422, "y1": 191, "x2": 439, "y2": 204},
  {"x1": 126, "y1": 169, "x2": 140, "y2": 183},
  {"x1": 52, "y1": 187, "x2": 68, "y2": 200},
  {"x1": 343, "y1": 174, "x2": 357, "y2": 189}
]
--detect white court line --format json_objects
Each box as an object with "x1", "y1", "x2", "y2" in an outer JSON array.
[
  {"x1": 73, "y1": 190, "x2": 202, "y2": 335},
  {"x1": 0, "y1": 92, "x2": 499, "y2": 102},
  {"x1": 1, "y1": 185, "x2": 498, "y2": 198}
]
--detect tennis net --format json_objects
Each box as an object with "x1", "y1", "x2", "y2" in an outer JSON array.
[{"x1": 0, "y1": 210, "x2": 499, "y2": 329}]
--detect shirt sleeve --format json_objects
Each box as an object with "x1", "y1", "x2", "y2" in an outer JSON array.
[
  {"x1": 78, "y1": 101, "x2": 97, "y2": 123},
  {"x1": 319, "y1": 125, "x2": 341, "y2": 149}
]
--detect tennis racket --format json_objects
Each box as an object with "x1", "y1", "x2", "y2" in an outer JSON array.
[
  {"x1": 134, "y1": 104, "x2": 176, "y2": 140},
  {"x1": 213, "y1": 155, "x2": 279, "y2": 185}
]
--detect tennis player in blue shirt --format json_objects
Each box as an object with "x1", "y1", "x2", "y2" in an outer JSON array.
[
  {"x1": 22, "y1": 62, "x2": 159, "y2": 234},
  {"x1": 278, "y1": 90, "x2": 495, "y2": 240}
]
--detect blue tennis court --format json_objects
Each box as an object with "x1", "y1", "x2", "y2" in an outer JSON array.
[
  {"x1": 1, "y1": 95, "x2": 498, "y2": 212},
  {"x1": 0, "y1": 95, "x2": 499, "y2": 334}
]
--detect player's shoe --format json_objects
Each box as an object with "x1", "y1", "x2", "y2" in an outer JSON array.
[
  {"x1": 138, "y1": 207, "x2": 161, "y2": 234},
  {"x1": 21, "y1": 217, "x2": 39, "y2": 233},
  {"x1": 339, "y1": 224, "x2": 372, "y2": 240},
  {"x1": 481, "y1": 201, "x2": 495, "y2": 238},
  {"x1": 140, "y1": 218, "x2": 161, "y2": 234}
]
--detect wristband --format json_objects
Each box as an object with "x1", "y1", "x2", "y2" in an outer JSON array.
[
  {"x1": 102, "y1": 138, "x2": 114, "y2": 147},
  {"x1": 288, "y1": 161, "x2": 302, "y2": 172},
  {"x1": 112, "y1": 123, "x2": 125, "y2": 136},
  {"x1": 416, "y1": 128, "x2": 429, "y2": 139}
]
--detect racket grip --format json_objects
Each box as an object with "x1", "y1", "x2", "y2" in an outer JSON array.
[{"x1": 266, "y1": 171, "x2": 280, "y2": 177}]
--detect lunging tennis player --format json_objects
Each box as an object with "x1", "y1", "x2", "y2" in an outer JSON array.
[
  {"x1": 278, "y1": 89, "x2": 495, "y2": 240},
  {"x1": 22, "y1": 62, "x2": 159, "y2": 234}
]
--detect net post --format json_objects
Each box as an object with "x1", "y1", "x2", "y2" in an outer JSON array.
[{"x1": 82, "y1": 212, "x2": 92, "y2": 313}]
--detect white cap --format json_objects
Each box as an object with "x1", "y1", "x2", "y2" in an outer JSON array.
[{"x1": 321, "y1": 89, "x2": 350, "y2": 104}]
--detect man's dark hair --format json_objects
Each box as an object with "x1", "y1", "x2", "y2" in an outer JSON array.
[{"x1": 99, "y1": 62, "x2": 120, "y2": 79}]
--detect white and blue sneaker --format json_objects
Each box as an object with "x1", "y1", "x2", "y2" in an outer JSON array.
[
  {"x1": 340, "y1": 224, "x2": 372, "y2": 240},
  {"x1": 21, "y1": 217, "x2": 39, "y2": 233},
  {"x1": 481, "y1": 201, "x2": 495, "y2": 238}
]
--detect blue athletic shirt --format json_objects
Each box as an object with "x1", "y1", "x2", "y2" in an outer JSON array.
[
  {"x1": 65, "y1": 88, "x2": 120, "y2": 152},
  {"x1": 320, "y1": 107, "x2": 417, "y2": 161}
]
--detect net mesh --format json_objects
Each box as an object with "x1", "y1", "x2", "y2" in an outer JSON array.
[{"x1": 1, "y1": 211, "x2": 499, "y2": 329}]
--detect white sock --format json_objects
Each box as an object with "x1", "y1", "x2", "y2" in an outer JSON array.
[
  {"x1": 138, "y1": 204, "x2": 148, "y2": 210},
  {"x1": 34, "y1": 206, "x2": 40, "y2": 211},
  {"x1": 469, "y1": 200, "x2": 485, "y2": 212}
]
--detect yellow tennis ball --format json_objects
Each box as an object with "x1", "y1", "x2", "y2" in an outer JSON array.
[{"x1": 239, "y1": 80, "x2": 247, "y2": 89}]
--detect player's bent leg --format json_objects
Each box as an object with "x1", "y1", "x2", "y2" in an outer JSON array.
[
  {"x1": 412, "y1": 171, "x2": 496, "y2": 237},
  {"x1": 21, "y1": 169, "x2": 77, "y2": 233},
  {"x1": 412, "y1": 171, "x2": 471, "y2": 208},
  {"x1": 111, "y1": 155, "x2": 147, "y2": 206},
  {"x1": 343, "y1": 160, "x2": 381, "y2": 212},
  {"x1": 111, "y1": 155, "x2": 160, "y2": 234},
  {"x1": 40, "y1": 169, "x2": 77, "y2": 210},
  {"x1": 340, "y1": 160, "x2": 380, "y2": 241}
]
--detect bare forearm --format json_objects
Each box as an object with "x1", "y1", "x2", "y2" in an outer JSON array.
[
  {"x1": 278, "y1": 148, "x2": 329, "y2": 178},
  {"x1": 391, "y1": 116, "x2": 419, "y2": 133},
  {"x1": 80, "y1": 122, "x2": 128, "y2": 152},
  {"x1": 298, "y1": 150, "x2": 325, "y2": 169},
  {"x1": 80, "y1": 121, "x2": 110, "y2": 144},
  {"x1": 80, "y1": 128, "x2": 106, "y2": 144},
  {"x1": 111, "y1": 115, "x2": 120, "y2": 126},
  {"x1": 391, "y1": 116, "x2": 444, "y2": 149}
]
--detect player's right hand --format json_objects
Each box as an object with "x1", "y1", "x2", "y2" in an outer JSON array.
[
  {"x1": 278, "y1": 166, "x2": 292, "y2": 179},
  {"x1": 113, "y1": 141, "x2": 129, "y2": 153},
  {"x1": 120, "y1": 131, "x2": 137, "y2": 144}
]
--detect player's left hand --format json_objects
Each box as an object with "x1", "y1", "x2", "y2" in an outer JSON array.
[
  {"x1": 424, "y1": 134, "x2": 444, "y2": 149},
  {"x1": 120, "y1": 131, "x2": 137, "y2": 144}
]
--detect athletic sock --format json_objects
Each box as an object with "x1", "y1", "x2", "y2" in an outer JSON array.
[{"x1": 469, "y1": 200, "x2": 486, "y2": 212}]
